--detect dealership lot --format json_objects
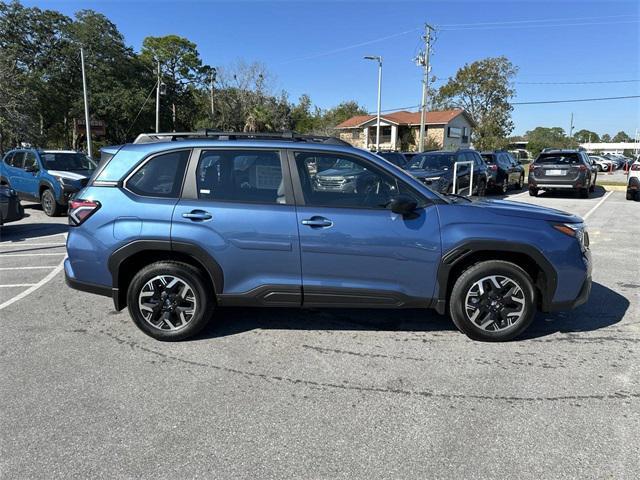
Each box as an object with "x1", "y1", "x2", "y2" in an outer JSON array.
[{"x1": 1, "y1": 190, "x2": 638, "y2": 479}]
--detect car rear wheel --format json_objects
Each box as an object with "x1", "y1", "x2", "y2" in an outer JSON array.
[
  {"x1": 476, "y1": 180, "x2": 487, "y2": 197},
  {"x1": 449, "y1": 260, "x2": 537, "y2": 341},
  {"x1": 579, "y1": 187, "x2": 589, "y2": 198},
  {"x1": 517, "y1": 175, "x2": 524, "y2": 190},
  {"x1": 499, "y1": 178, "x2": 508, "y2": 194},
  {"x1": 528, "y1": 187, "x2": 538, "y2": 197},
  {"x1": 41, "y1": 188, "x2": 63, "y2": 217},
  {"x1": 127, "y1": 261, "x2": 214, "y2": 341}
]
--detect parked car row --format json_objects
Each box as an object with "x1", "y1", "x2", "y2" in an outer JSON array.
[
  {"x1": 0, "y1": 148, "x2": 97, "y2": 217},
  {"x1": 376, "y1": 149, "x2": 525, "y2": 196}
]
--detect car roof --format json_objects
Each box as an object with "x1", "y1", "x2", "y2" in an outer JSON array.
[{"x1": 116, "y1": 139, "x2": 369, "y2": 157}]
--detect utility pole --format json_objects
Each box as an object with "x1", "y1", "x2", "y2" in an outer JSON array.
[
  {"x1": 155, "y1": 60, "x2": 161, "y2": 133},
  {"x1": 364, "y1": 56, "x2": 383, "y2": 151},
  {"x1": 569, "y1": 112, "x2": 574, "y2": 139},
  {"x1": 210, "y1": 67, "x2": 217, "y2": 123},
  {"x1": 80, "y1": 46, "x2": 92, "y2": 158},
  {"x1": 416, "y1": 24, "x2": 434, "y2": 152}
]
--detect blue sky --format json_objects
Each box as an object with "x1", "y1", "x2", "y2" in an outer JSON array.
[{"x1": 24, "y1": 0, "x2": 640, "y2": 136}]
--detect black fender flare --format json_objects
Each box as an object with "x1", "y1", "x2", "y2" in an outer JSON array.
[
  {"x1": 38, "y1": 179, "x2": 57, "y2": 199},
  {"x1": 107, "y1": 239, "x2": 224, "y2": 310},
  {"x1": 434, "y1": 240, "x2": 557, "y2": 314},
  {"x1": 0, "y1": 175, "x2": 10, "y2": 186}
]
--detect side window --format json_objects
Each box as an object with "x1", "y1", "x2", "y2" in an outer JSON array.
[
  {"x1": 294, "y1": 151, "x2": 419, "y2": 209},
  {"x1": 11, "y1": 152, "x2": 25, "y2": 169},
  {"x1": 3, "y1": 153, "x2": 14, "y2": 166},
  {"x1": 473, "y1": 152, "x2": 483, "y2": 167},
  {"x1": 24, "y1": 152, "x2": 37, "y2": 170},
  {"x1": 127, "y1": 150, "x2": 189, "y2": 198},
  {"x1": 196, "y1": 150, "x2": 284, "y2": 204}
]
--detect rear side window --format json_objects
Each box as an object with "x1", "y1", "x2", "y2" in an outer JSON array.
[
  {"x1": 11, "y1": 152, "x2": 25, "y2": 168},
  {"x1": 126, "y1": 150, "x2": 189, "y2": 198},
  {"x1": 3, "y1": 153, "x2": 14, "y2": 166},
  {"x1": 196, "y1": 150, "x2": 284, "y2": 204}
]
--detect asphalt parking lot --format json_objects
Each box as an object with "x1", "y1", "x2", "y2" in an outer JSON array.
[{"x1": 1, "y1": 189, "x2": 638, "y2": 479}]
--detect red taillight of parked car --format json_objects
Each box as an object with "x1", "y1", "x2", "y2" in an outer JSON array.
[
  {"x1": 489, "y1": 164, "x2": 498, "y2": 171},
  {"x1": 68, "y1": 199, "x2": 100, "y2": 226},
  {"x1": 631, "y1": 163, "x2": 640, "y2": 171},
  {"x1": 578, "y1": 164, "x2": 588, "y2": 171}
]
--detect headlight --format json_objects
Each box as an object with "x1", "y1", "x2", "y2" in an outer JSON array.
[
  {"x1": 55, "y1": 176, "x2": 71, "y2": 186},
  {"x1": 553, "y1": 223, "x2": 589, "y2": 252}
]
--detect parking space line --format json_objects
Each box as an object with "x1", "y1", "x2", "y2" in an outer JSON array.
[
  {"x1": 583, "y1": 191, "x2": 613, "y2": 220},
  {"x1": 0, "y1": 253, "x2": 66, "y2": 257},
  {"x1": 0, "y1": 243, "x2": 66, "y2": 247},
  {"x1": 0, "y1": 257, "x2": 65, "y2": 310},
  {"x1": 0, "y1": 266, "x2": 58, "y2": 271},
  {"x1": 0, "y1": 284, "x2": 37, "y2": 288}
]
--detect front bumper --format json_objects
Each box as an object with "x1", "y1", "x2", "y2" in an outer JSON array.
[{"x1": 542, "y1": 249, "x2": 592, "y2": 312}]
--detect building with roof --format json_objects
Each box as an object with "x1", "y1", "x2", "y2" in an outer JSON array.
[{"x1": 335, "y1": 109, "x2": 475, "y2": 151}]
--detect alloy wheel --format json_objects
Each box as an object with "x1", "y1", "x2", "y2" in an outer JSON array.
[
  {"x1": 138, "y1": 275, "x2": 197, "y2": 331},
  {"x1": 464, "y1": 275, "x2": 526, "y2": 331}
]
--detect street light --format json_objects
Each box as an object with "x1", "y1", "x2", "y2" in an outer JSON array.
[{"x1": 364, "y1": 55, "x2": 382, "y2": 152}]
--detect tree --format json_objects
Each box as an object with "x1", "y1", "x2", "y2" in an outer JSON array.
[
  {"x1": 525, "y1": 126, "x2": 577, "y2": 156},
  {"x1": 573, "y1": 129, "x2": 600, "y2": 143},
  {"x1": 433, "y1": 56, "x2": 518, "y2": 150},
  {"x1": 601, "y1": 133, "x2": 611, "y2": 142},
  {"x1": 612, "y1": 131, "x2": 632, "y2": 142},
  {"x1": 141, "y1": 35, "x2": 209, "y2": 131}
]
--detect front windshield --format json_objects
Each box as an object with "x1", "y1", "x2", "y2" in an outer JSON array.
[
  {"x1": 407, "y1": 153, "x2": 454, "y2": 170},
  {"x1": 332, "y1": 159, "x2": 365, "y2": 171},
  {"x1": 41, "y1": 152, "x2": 97, "y2": 171}
]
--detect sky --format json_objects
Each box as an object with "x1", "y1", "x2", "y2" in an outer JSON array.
[{"x1": 22, "y1": 0, "x2": 640, "y2": 137}]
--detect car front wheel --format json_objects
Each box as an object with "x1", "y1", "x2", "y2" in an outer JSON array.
[
  {"x1": 449, "y1": 260, "x2": 537, "y2": 341},
  {"x1": 41, "y1": 188, "x2": 63, "y2": 216},
  {"x1": 127, "y1": 261, "x2": 214, "y2": 341}
]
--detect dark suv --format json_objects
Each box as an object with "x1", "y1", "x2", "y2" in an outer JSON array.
[
  {"x1": 529, "y1": 150, "x2": 597, "y2": 198},
  {"x1": 376, "y1": 151, "x2": 408, "y2": 168},
  {"x1": 64, "y1": 131, "x2": 592, "y2": 342},
  {"x1": 406, "y1": 149, "x2": 489, "y2": 196},
  {"x1": 480, "y1": 151, "x2": 525, "y2": 193}
]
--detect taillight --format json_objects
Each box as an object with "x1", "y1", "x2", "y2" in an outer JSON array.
[
  {"x1": 632, "y1": 163, "x2": 640, "y2": 171},
  {"x1": 489, "y1": 164, "x2": 498, "y2": 171},
  {"x1": 578, "y1": 164, "x2": 587, "y2": 171},
  {"x1": 68, "y1": 199, "x2": 100, "y2": 226}
]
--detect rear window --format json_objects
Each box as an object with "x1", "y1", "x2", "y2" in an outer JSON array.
[
  {"x1": 481, "y1": 154, "x2": 496, "y2": 164},
  {"x1": 126, "y1": 150, "x2": 189, "y2": 198},
  {"x1": 407, "y1": 153, "x2": 454, "y2": 170},
  {"x1": 536, "y1": 153, "x2": 581, "y2": 165}
]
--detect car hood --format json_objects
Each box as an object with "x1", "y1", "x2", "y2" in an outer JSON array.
[
  {"x1": 408, "y1": 168, "x2": 449, "y2": 179},
  {"x1": 317, "y1": 168, "x2": 363, "y2": 177},
  {"x1": 47, "y1": 170, "x2": 91, "y2": 181},
  {"x1": 470, "y1": 198, "x2": 582, "y2": 223}
]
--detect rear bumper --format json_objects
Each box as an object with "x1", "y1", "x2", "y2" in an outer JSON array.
[
  {"x1": 64, "y1": 258, "x2": 112, "y2": 297},
  {"x1": 529, "y1": 175, "x2": 586, "y2": 190},
  {"x1": 0, "y1": 196, "x2": 24, "y2": 225}
]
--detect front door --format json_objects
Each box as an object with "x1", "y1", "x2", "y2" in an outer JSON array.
[
  {"x1": 290, "y1": 150, "x2": 441, "y2": 307},
  {"x1": 171, "y1": 148, "x2": 301, "y2": 305}
]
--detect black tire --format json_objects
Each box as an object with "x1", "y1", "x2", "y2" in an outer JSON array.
[
  {"x1": 579, "y1": 187, "x2": 589, "y2": 199},
  {"x1": 476, "y1": 180, "x2": 487, "y2": 197},
  {"x1": 127, "y1": 261, "x2": 214, "y2": 341},
  {"x1": 627, "y1": 191, "x2": 633, "y2": 200},
  {"x1": 528, "y1": 187, "x2": 538, "y2": 197},
  {"x1": 449, "y1": 260, "x2": 537, "y2": 342},
  {"x1": 41, "y1": 188, "x2": 63, "y2": 216},
  {"x1": 499, "y1": 178, "x2": 508, "y2": 194},
  {"x1": 517, "y1": 175, "x2": 524, "y2": 190}
]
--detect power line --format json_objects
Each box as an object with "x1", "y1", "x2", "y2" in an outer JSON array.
[
  {"x1": 512, "y1": 95, "x2": 640, "y2": 105},
  {"x1": 370, "y1": 95, "x2": 639, "y2": 114},
  {"x1": 438, "y1": 14, "x2": 633, "y2": 27},
  {"x1": 516, "y1": 79, "x2": 639, "y2": 85},
  {"x1": 124, "y1": 81, "x2": 159, "y2": 139},
  {"x1": 440, "y1": 19, "x2": 639, "y2": 31}
]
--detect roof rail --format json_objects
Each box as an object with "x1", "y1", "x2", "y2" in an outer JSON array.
[{"x1": 132, "y1": 130, "x2": 351, "y2": 147}]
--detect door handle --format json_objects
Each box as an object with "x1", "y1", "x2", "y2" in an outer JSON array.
[
  {"x1": 182, "y1": 210, "x2": 212, "y2": 221},
  {"x1": 301, "y1": 216, "x2": 333, "y2": 228}
]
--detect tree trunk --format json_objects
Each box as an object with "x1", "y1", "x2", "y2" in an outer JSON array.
[{"x1": 172, "y1": 102, "x2": 176, "y2": 132}]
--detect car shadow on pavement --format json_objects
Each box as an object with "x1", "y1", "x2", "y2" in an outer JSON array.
[
  {"x1": 530, "y1": 185, "x2": 608, "y2": 200},
  {"x1": 0, "y1": 222, "x2": 68, "y2": 241},
  {"x1": 520, "y1": 282, "x2": 628, "y2": 340},
  {"x1": 196, "y1": 281, "x2": 627, "y2": 341},
  {"x1": 196, "y1": 307, "x2": 457, "y2": 340}
]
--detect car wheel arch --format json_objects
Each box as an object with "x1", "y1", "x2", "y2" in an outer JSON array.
[
  {"x1": 435, "y1": 241, "x2": 557, "y2": 314},
  {"x1": 108, "y1": 240, "x2": 224, "y2": 310}
]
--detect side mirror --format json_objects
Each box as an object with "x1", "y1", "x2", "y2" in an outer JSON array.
[
  {"x1": 25, "y1": 164, "x2": 38, "y2": 173},
  {"x1": 388, "y1": 194, "x2": 418, "y2": 217}
]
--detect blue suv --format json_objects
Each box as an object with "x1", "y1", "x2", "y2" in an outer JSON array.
[
  {"x1": 64, "y1": 132, "x2": 592, "y2": 342},
  {"x1": 0, "y1": 149, "x2": 96, "y2": 216}
]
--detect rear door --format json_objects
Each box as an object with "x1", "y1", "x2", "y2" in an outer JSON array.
[
  {"x1": 289, "y1": 149, "x2": 441, "y2": 306},
  {"x1": 22, "y1": 151, "x2": 40, "y2": 198},
  {"x1": 171, "y1": 148, "x2": 301, "y2": 304}
]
